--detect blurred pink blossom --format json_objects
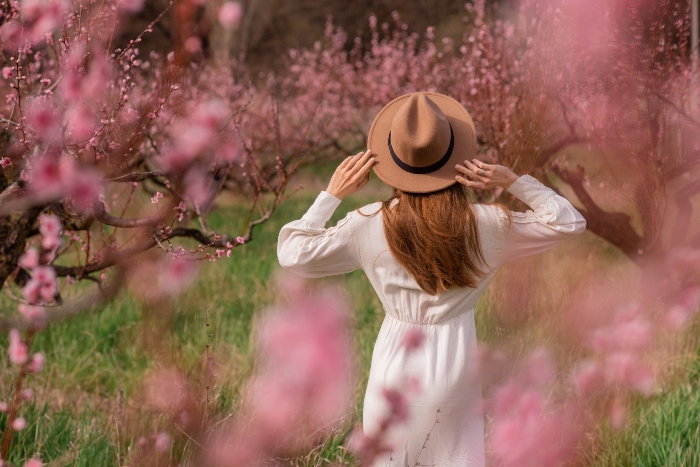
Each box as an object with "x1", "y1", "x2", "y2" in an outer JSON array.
[
  {"x1": 64, "y1": 105, "x2": 98, "y2": 142},
  {"x1": 11, "y1": 417, "x2": 26, "y2": 431},
  {"x1": 218, "y1": 2, "x2": 243, "y2": 29},
  {"x1": 524, "y1": 347, "x2": 555, "y2": 386},
  {"x1": 145, "y1": 369, "x2": 188, "y2": 412},
  {"x1": 570, "y1": 360, "x2": 605, "y2": 396},
  {"x1": 39, "y1": 214, "x2": 62, "y2": 250},
  {"x1": 116, "y1": 0, "x2": 144, "y2": 13},
  {"x1": 604, "y1": 352, "x2": 655, "y2": 395},
  {"x1": 19, "y1": 304, "x2": 46, "y2": 329},
  {"x1": 489, "y1": 386, "x2": 580, "y2": 467},
  {"x1": 380, "y1": 388, "x2": 409, "y2": 422},
  {"x1": 23, "y1": 459, "x2": 43, "y2": 467},
  {"x1": 400, "y1": 328, "x2": 425, "y2": 352},
  {"x1": 154, "y1": 432, "x2": 171, "y2": 452},
  {"x1": 18, "y1": 249, "x2": 39, "y2": 269},
  {"x1": 28, "y1": 352, "x2": 45, "y2": 373},
  {"x1": 26, "y1": 99, "x2": 61, "y2": 144},
  {"x1": 159, "y1": 258, "x2": 197, "y2": 296},
  {"x1": 8, "y1": 329, "x2": 28, "y2": 365},
  {"x1": 184, "y1": 36, "x2": 202, "y2": 54},
  {"x1": 0, "y1": 157, "x2": 10, "y2": 168},
  {"x1": 608, "y1": 396, "x2": 627, "y2": 430}
]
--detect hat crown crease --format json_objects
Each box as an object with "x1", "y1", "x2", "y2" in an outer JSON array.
[{"x1": 390, "y1": 93, "x2": 451, "y2": 168}]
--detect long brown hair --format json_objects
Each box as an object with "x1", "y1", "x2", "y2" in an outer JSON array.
[{"x1": 375, "y1": 184, "x2": 499, "y2": 295}]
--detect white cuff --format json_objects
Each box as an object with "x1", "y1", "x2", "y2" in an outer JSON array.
[
  {"x1": 506, "y1": 175, "x2": 554, "y2": 209},
  {"x1": 301, "y1": 191, "x2": 342, "y2": 226}
]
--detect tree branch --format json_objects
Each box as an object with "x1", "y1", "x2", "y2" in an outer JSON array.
[
  {"x1": 552, "y1": 163, "x2": 645, "y2": 261},
  {"x1": 93, "y1": 202, "x2": 161, "y2": 228}
]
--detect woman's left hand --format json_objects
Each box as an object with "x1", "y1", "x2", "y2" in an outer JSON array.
[
  {"x1": 326, "y1": 149, "x2": 375, "y2": 200},
  {"x1": 455, "y1": 158, "x2": 518, "y2": 190}
]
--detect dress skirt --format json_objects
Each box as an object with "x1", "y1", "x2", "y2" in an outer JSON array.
[{"x1": 362, "y1": 309, "x2": 485, "y2": 467}]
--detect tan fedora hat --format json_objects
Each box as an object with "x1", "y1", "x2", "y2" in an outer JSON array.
[{"x1": 367, "y1": 92, "x2": 477, "y2": 193}]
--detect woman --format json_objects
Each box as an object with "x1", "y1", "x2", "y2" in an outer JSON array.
[{"x1": 277, "y1": 92, "x2": 586, "y2": 466}]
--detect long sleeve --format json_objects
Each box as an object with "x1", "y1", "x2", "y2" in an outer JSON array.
[
  {"x1": 499, "y1": 175, "x2": 586, "y2": 265},
  {"x1": 277, "y1": 191, "x2": 362, "y2": 278}
]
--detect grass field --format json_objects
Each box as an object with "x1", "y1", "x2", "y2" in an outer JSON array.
[{"x1": 1, "y1": 175, "x2": 700, "y2": 466}]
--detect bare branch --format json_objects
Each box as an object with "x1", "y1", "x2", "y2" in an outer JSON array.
[
  {"x1": 93, "y1": 203, "x2": 161, "y2": 228},
  {"x1": 552, "y1": 164, "x2": 645, "y2": 261},
  {"x1": 0, "y1": 274, "x2": 123, "y2": 331}
]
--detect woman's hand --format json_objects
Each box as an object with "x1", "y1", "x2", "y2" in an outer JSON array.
[
  {"x1": 326, "y1": 149, "x2": 375, "y2": 200},
  {"x1": 455, "y1": 158, "x2": 518, "y2": 190}
]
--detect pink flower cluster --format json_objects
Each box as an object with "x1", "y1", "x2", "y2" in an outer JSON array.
[
  {"x1": 487, "y1": 348, "x2": 582, "y2": 467},
  {"x1": 218, "y1": 2, "x2": 243, "y2": 30},
  {"x1": 207, "y1": 281, "x2": 353, "y2": 465}
]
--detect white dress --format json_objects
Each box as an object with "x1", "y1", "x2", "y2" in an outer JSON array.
[{"x1": 277, "y1": 175, "x2": 586, "y2": 466}]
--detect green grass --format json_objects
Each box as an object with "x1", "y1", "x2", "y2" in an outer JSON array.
[
  {"x1": 1, "y1": 185, "x2": 699, "y2": 466},
  {"x1": 589, "y1": 348, "x2": 700, "y2": 467}
]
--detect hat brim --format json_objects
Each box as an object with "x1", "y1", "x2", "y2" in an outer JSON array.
[{"x1": 367, "y1": 92, "x2": 477, "y2": 194}]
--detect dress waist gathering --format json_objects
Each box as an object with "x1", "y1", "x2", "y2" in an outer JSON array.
[{"x1": 383, "y1": 306, "x2": 476, "y2": 326}]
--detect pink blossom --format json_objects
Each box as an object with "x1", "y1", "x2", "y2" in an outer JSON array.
[
  {"x1": 65, "y1": 105, "x2": 98, "y2": 142},
  {"x1": 2, "y1": 67, "x2": 12, "y2": 79},
  {"x1": 116, "y1": 0, "x2": 144, "y2": 13},
  {"x1": 218, "y1": 2, "x2": 243, "y2": 29},
  {"x1": 19, "y1": 249, "x2": 39, "y2": 269},
  {"x1": 604, "y1": 352, "x2": 655, "y2": 394},
  {"x1": 381, "y1": 388, "x2": 409, "y2": 422},
  {"x1": 159, "y1": 258, "x2": 196, "y2": 296},
  {"x1": 145, "y1": 369, "x2": 187, "y2": 412},
  {"x1": 0, "y1": 157, "x2": 11, "y2": 168},
  {"x1": 400, "y1": 328, "x2": 425, "y2": 352},
  {"x1": 246, "y1": 289, "x2": 352, "y2": 446},
  {"x1": 33, "y1": 266, "x2": 58, "y2": 302},
  {"x1": 19, "y1": 304, "x2": 46, "y2": 329},
  {"x1": 154, "y1": 432, "x2": 171, "y2": 452},
  {"x1": 22, "y1": 280, "x2": 41, "y2": 304},
  {"x1": 67, "y1": 167, "x2": 101, "y2": 210},
  {"x1": 184, "y1": 36, "x2": 202, "y2": 54},
  {"x1": 664, "y1": 305, "x2": 690, "y2": 330},
  {"x1": 570, "y1": 360, "x2": 605, "y2": 396},
  {"x1": 26, "y1": 99, "x2": 61, "y2": 144},
  {"x1": 151, "y1": 192, "x2": 163, "y2": 204},
  {"x1": 28, "y1": 352, "x2": 45, "y2": 373},
  {"x1": 24, "y1": 459, "x2": 43, "y2": 467},
  {"x1": 183, "y1": 170, "x2": 212, "y2": 207},
  {"x1": 236, "y1": 236, "x2": 245, "y2": 244},
  {"x1": 8, "y1": 329, "x2": 28, "y2": 365},
  {"x1": 608, "y1": 397, "x2": 627, "y2": 429},
  {"x1": 39, "y1": 214, "x2": 62, "y2": 241},
  {"x1": 0, "y1": 401, "x2": 7, "y2": 412},
  {"x1": 21, "y1": 389, "x2": 33, "y2": 400},
  {"x1": 524, "y1": 347, "x2": 555, "y2": 386},
  {"x1": 29, "y1": 157, "x2": 67, "y2": 201},
  {"x1": 194, "y1": 100, "x2": 229, "y2": 130},
  {"x1": 489, "y1": 387, "x2": 579, "y2": 467},
  {"x1": 173, "y1": 123, "x2": 213, "y2": 158},
  {"x1": 12, "y1": 417, "x2": 27, "y2": 431}
]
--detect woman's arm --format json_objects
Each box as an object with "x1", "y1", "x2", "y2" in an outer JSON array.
[
  {"x1": 277, "y1": 150, "x2": 375, "y2": 278},
  {"x1": 455, "y1": 158, "x2": 586, "y2": 265}
]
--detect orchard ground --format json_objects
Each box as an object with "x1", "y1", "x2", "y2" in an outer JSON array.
[{"x1": 1, "y1": 165, "x2": 699, "y2": 466}]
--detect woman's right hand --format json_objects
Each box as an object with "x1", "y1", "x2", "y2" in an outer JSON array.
[
  {"x1": 326, "y1": 150, "x2": 375, "y2": 200},
  {"x1": 455, "y1": 158, "x2": 518, "y2": 190}
]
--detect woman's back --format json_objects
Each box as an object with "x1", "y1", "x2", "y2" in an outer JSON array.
[{"x1": 278, "y1": 174, "x2": 585, "y2": 325}]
